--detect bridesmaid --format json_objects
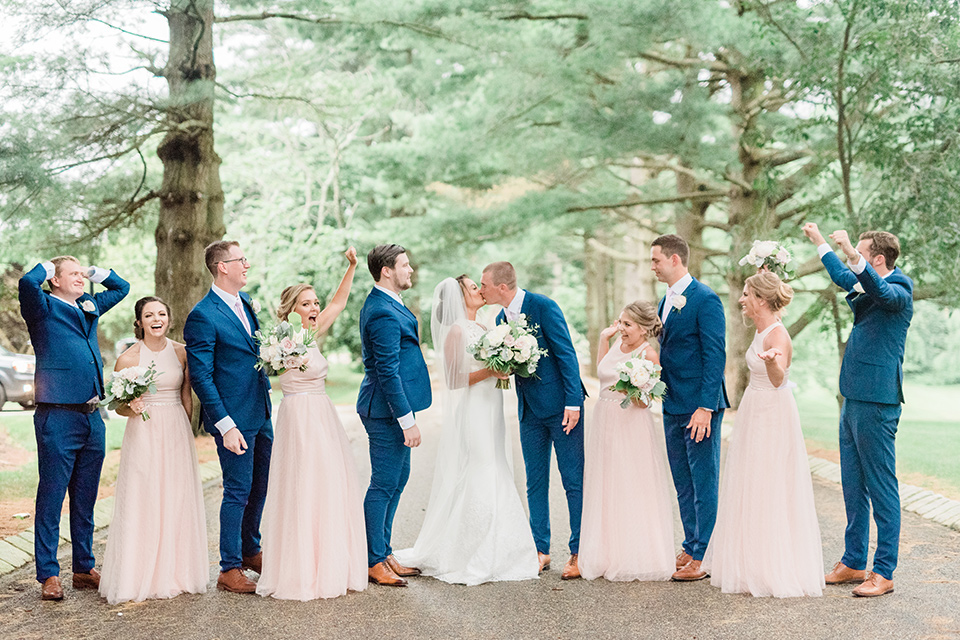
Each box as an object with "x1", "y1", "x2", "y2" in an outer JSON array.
[
  {"x1": 579, "y1": 301, "x2": 675, "y2": 582},
  {"x1": 702, "y1": 271, "x2": 824, "y2": 597},
  {"x1": 99, "y1": 297, "x2": 207, "y2": 604},
  {"x1": 256, "y1": 248, "x2": 368, "y2": 600}
]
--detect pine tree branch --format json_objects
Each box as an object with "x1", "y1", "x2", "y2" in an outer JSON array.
[{"x1": 566, "y1": 190, "x2": 727, "y2": 213}]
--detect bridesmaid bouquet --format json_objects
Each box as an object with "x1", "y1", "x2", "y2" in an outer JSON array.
[
  {"x1": 102, "y1": 362, "x2": 159, "y2": 420},
  {"x1": 609, "y1": 354, "x2": 666, "y2": 409},
  {"x1": 738, "y1": 240, "x2": 794, "y2": 279},
  {"x1": 468, "y1": 315, "x2": 548, "y2": 390},
  {"x1": 254, "y1": 321, "x2": 316, "y2": 376}
]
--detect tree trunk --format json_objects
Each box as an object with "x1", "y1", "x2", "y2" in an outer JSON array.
[{"x1": 155, "y1": 0, "x2": 225, "y2": 341}]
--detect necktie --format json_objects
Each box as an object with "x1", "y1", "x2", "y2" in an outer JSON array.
[
  {"x1": 234, "y1": 298, "x2": 252, "y2": 335},
  {"x1": 662, "y1": 289, "x2": 673, "y2": 323}
]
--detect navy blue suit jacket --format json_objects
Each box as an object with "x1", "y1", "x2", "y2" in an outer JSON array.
[
  {"x1": 356, "y1": 287, "x2": 432, "y2": 421},
  {"x1": 496, "y1": 290, "x2": 586, "y2": 422},
  {"x1": 184, "y1": 289, "x2": 271, "y2": 434},
  {"x1": 821, "y1": 252, "x2": 913, "y2": 405},
  {"x1": 657, "y1": 278, "x2": 730, "y2": 415},
  {"x1": 18, "y1": 264, "x2": 129, "y2": 403}
]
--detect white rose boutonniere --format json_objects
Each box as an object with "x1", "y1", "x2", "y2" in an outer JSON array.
[
  {"x1": 81, "y1": 300, "x2": 96, "y2": 313},
  {"x1": 672, "y1": 294, "x2": 687, "y2": 312},
  {"x1": 251, "y1": 299, "x2": 261, "y2": 314}
]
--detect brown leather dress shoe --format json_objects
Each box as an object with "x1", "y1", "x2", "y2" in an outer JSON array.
[
  {"x1": 825, "y1": 561, "x2": 867, "y2": 585},
  {"x1": 672, "y1": 559, "x2": 708, "y2": 581},
  {"x1": 385, "y1": 554, "x2": 421, "y2": 577},
  {"x1": 368, "y1": 561, "x2": 407, "y2": 587},
  {"x1": 41, "y1": 576, "x2": 64, "y2": 601},
  {"x1": 561, "y1": 554, "x2": 581, "y2": 580},
  {"x1": 242, "y1": 552, "x2": 263, "y2": 575},
  {"x1": 852, "y1": 573, "x2": 894, "y2": 598},
  {"x1": 217, "y1": 568, "x2": 257, "y2": 593},
  {"x1": 538, "y1": 552, "x2": 551, "y2": 572},
  {"x1": 676, "y1": 550, "x2": 692, "y2": 570},
  {"x1": 72, "y1": 568, "x2": 101, "y2": 590}
]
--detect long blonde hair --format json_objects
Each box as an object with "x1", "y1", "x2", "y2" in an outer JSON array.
[{"x1": 276, "y1": 284, "x2": 315, "y2": 322}]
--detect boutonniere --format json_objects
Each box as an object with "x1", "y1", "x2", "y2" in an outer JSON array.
[
  {"x1": 672, "y1": 295, "x2": 687, "y2": 312},
  {"x1": 853, "y1": 283, "x2": 865, "y2": 294},
  {"x1": 251, "y1": 299, "x2": 261, "y2": 314},
  {"x1": 81, "y1": 300, "x2": 96, "y2": 313}
]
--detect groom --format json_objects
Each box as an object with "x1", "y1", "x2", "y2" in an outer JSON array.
[
  {"x1": 803, "y1": 223, "x2": 912, "y2": 597},
  {"x1": 651, "y1": 234, "x2": 729, "y2": 582},
  {"x1": 357, "y1": 244, "x2": 432, "y2": 587},
  {"x1": 184, "y1": 240, "x2": 272, "y2": 594},
  {"x1": 480, "y1": 261, "x2": 586, "y2": 580}
]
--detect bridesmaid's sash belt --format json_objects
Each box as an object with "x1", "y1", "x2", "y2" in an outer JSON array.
[
  {"x1": 143, "y1": 401, "x2": 184, "y2": 407},
  {"x1": 282, "y1": 390, "x2": 327, "y2": 398}
]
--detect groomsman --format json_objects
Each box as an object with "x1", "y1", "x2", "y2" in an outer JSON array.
[
  {"x1": 480, "y1": 261, "x2": 586, "y2": 580},
  {"x1": 357, "y1": 244, "x2": 432, "y2": 587},
  {"x1": 184, "y1": 241, "x2": 272, "y2": 594},
  {"x1": 18, "y1": 257, "x2": 129, "y2": 600},
  {"x1": 803, "y1": 223, "x2": 913, "y2": 598},
  {"x1": 650, "y1": 234, "x2": 729, "y2": 582}
]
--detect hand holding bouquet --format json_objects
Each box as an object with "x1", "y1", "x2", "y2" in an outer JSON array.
[
  {"x1": 609, "y1": 353, "x2": 666, "y2": 409},
  {"x1": 468, "y1": 314, "x2": 548, "y2": 390},
  {"x1": 255, "y1": 320, "x2": 316, "y2": 376},
  {"x1": 102, "y1": 362, "x2": 159, "y2": 420}
]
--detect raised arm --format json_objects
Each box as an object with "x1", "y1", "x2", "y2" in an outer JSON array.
[
  {"x1": 596, "y1": 322, "x2": 620, "y2": 365},
  {"x1": 17, "y1": 263, "x2": 54, "y2": 323},
  {"x1": 315, "y1": 247, "x2": 358, "y2": 335},
  {"x1": 91, "y1": 269, "x2": 130, "y2": 314}
]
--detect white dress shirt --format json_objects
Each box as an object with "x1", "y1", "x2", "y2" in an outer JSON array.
[{"x1": 661, "y1": 272, "x2": 693, "y2": 324}]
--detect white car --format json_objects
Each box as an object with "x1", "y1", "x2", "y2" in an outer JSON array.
[{"x1": 0, "y1": 345, "x2": 36, "y2": 409}]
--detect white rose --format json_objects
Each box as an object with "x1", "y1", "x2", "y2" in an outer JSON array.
[
  {"x1": 251, "y1": 299, "x2": 261, "y2": 313},
  {"x1": 500, "y1": 349, "x2": 513, "y2": 362},
  {"x1": 81, "y1": 300, "x2": 96, "y2": 313},
  {"x1": 672, "y1": 295, "x2": 686, "y2": 310},
  {"x1": 514, "y1": 350, "x2": 529, "y2": 363},
  {"x1": 753, "y1": 240, "x2": 778, "y2": 259},
  {"x1": 775, "y1": 247, "x2": 791, "y2": 265},
  {"x1": 629, "y1": 367, "x2": 651, "y2": 388}
]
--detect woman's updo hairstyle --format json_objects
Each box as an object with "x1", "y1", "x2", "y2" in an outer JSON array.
[
  {"x1": 133, "y1": 296, "x2": 171, "y2": 340},
  {"x1": 277, "y1": 284, "x2": 315, "y2": 322},
  {"x1": 745, "y1": 271, "x2": 794, "y2": 314},
  {"x1": 621, "y1": 300, "x2": 663, "y2": 339}
]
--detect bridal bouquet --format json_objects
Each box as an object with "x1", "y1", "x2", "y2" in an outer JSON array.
[
  {"x1": 609, "y1": 353, "x2": 666, "y2": 409},
  {"x1": 254, "y1": 321, "x2": 316, "y2": 376},
  {"x1": 739, "y1": 240, "x2": 794, "y2": 279},
  {"x1": 102, "y1": 362, "x2": 159, "y2": 420},
  {"x1": 468, "y1": 315, "x2": 548, "y2": 390}
]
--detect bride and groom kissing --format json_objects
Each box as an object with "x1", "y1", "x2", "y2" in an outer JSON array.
[{"x1": 358, "y1": 246, "x2": 586, "y2": 586}]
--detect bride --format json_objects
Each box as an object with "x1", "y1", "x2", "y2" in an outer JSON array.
[{"x1": 394, "y1": 276, "x2": 540, "y2": 585}]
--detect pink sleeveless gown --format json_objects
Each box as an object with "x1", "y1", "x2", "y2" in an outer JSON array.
[
  {"x1": 99, "y1": 339, "x2": 207, "y2": 604},
  {"x1": 256, "y1": 346, "x2": 367, "y2": 600},
  {"x1": 579, "y1": 340, "x2": 675, "y2": 581},
  {"x1": 702, "y1": 322, "x2": 824, "y2": 597}
]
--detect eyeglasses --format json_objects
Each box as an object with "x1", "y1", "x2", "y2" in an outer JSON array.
[{"x1": 220, "y1": 257, "x2": 250, "y2": 266}]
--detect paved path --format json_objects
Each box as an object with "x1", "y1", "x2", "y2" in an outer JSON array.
[{"x1": 2, "y1": 392, "x2": 960, "y2": 640}]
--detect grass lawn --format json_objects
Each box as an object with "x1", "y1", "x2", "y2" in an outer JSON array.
[{"x1": 795, "y1": 381, "x2": 960, "y2": 500}]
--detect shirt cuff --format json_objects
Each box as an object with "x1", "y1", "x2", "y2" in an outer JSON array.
[
  {"x1": 398, "y1": 412, "x2": 416, "y2": 430},
  {"x1": 698, "y1": 407, "x2": 714, "y2": 413},
  {"x1": 565, "y1": 406, "x2": 581, "y2": 412},
  {"x1": 42, "y1": 261, "x2": 55, "y2": 280},
  {"x1": 214, "y1": 415, "x2": 238, "y2": 436},
  {"x1": 816, "y1": 243, "x2": 832, "y2": 259},
  {"x1": 849, "y1": 254, "x2": 866, "y2": 274},
  {"x1": 87, "y1": 266, "x2": 110, "y2": 283}
]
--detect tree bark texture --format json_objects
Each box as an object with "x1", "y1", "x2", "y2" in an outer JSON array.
[{"x1": 155, "y1": 0, "x2": 225, "y2": 341}]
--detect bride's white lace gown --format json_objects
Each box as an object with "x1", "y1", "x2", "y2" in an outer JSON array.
[{"x1": 395, "y1": 319, "x2": 539, "y2": 585}]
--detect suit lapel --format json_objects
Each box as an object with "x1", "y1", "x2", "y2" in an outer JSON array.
[{"x1": 213, "y1": 294, "x2": 256, "y2": 348}]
